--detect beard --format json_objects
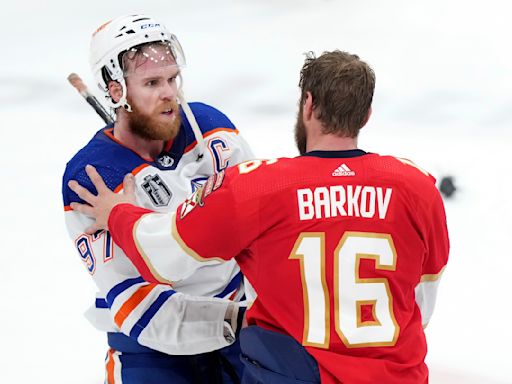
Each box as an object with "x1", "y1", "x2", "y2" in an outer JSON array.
[
  {"x1": 127, "y1": 98, "x2": 181, "y2": 141},
  {"x1": 294, "y1": 103, "x2": 307, "y2": 155}
]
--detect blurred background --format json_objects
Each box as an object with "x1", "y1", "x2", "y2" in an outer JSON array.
[{"x1": 1, "y1": 0, "x2": 511, "y2": 382}]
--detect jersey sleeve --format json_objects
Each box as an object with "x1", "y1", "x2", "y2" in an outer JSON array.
[
  {"x1": 414, "y1": 189, "x2": 450, "y2": 327},
  {"x1": 63, "y1": 166, "x2": 239, "y2": 354}
]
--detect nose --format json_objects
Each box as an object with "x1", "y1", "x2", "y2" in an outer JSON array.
[{"x1": 160, "y1": 80, "x2": 177, "y2": 101}]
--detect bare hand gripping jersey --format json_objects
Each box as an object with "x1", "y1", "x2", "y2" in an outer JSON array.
[
  {"x1": 62, "y1": 102, "x2": 254, "y2": 355},
  {"x1": 107, "y1": 149, "x2": 449, "y2": 384}
]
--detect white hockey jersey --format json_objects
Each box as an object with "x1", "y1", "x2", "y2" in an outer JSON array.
[{"x1": 62, "y1": 102, "x2": 254, "y2": 355}]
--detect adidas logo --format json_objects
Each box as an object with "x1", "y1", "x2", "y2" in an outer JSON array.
[{"x1": 332, "y1": 163, "x2": 355, "y2": 177}]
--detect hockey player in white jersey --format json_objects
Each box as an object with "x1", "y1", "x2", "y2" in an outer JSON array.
[{"x1": 62, "y1": 14, "x2": 254, "y2": 383}]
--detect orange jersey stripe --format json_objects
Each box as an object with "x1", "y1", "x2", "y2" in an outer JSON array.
[
  {"x1": 184, "y1": 127, "x2": 239, "y2": 153},
  {"x1": 113, "y1": 284, "x2": 156, "y2": 328},
  {"x1": 105, "y1": 348, "x2": 115, "y2": 384},
  {"x1": 65, "y1": 162, "x2": 149, "y2": 206},
  {"x1": 228, "y1": 289, "x2": 238, "y2": 301},
  {"x1": 113, "y1": 163, "x2": 150, "y2": 193}
]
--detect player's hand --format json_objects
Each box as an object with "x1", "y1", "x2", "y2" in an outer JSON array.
[{"x1": 68, "y1": 165, "x2": 136, "y2": 234}]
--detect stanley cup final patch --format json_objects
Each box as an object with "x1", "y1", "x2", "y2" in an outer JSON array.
[{"x1": 142, "y1": 174, "x2": 173, "y2": 207}]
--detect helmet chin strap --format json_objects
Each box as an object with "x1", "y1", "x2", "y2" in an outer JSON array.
[{"x1": 177, "y1": 74, "x2": 205, "y2": 161}]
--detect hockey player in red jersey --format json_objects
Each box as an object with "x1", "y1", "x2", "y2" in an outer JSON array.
[{"x1": 70, "y1": 50, "x2": 449, "y2": 384}]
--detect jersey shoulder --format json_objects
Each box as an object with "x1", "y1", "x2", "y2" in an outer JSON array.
[
  {"x1": 366, "y1": 154, "x2": 439, "y2": 202},
  {"x1": 185, "y1": 102, "x2": 237, "y2": 136},
  {"x1": 372, "y1": 154, "x2": 436, "y2": 183},
  {"x1": 62, "y1": 128, "x2": 147, "y2": 206},
  {"x1": 223, "y1": 157, "x2": 296, "y2": 194},
  {"x1": 224, "y1": 154, "x2": 439, "y2": 205}
]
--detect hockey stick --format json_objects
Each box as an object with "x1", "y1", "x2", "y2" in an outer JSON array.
[{"x1": 67, "y1": 73, "x2": 114, "y2": 125}]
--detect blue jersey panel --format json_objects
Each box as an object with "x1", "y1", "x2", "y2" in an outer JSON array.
[
  {"x1": 108, "y1": 332, "x2": 243, "y2": 384},
  {"x1": 62, "y1": 126, "x2": 147, "y2": 206},
  {"x1": 166, "y1": 102, "x2": 237, "y2": 164},
  {"x1": 186, "y1": 102, "x2": 237, "y2": 136},
  {"x1": 240, "y1": 326, "x2": 320, "y2": 384}
]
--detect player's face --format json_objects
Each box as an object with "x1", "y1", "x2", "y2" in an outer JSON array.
[
  {"x1": 124, "y1": 45, "x2": 182, "y2": 141},
  {"x1": 294, "y1": 102, "x2": 307, "y2": 155}
]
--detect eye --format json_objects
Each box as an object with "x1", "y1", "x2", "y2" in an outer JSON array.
[
  {"x1": 168, "y1": 76, "x2": 177, "y2": 84},
  {"x1": 146, "y1": 79, "x2": 159, "y2": 87}
]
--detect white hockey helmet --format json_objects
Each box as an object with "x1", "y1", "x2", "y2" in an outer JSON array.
[{"x1": 90, "y1": 14, "x2": 186, "y2": 110}]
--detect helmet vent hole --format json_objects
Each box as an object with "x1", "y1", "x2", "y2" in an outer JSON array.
[
  {"x1": 133, "y1": 17, "x2": 150, "y2": 22},
  {"x1": 125, "y1": 30, "x2": 136, "y2": 34}
]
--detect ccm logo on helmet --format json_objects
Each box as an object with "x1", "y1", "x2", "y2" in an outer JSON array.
[{"x1": 140, "y1": 23, "x2": 160, "y2": 29}]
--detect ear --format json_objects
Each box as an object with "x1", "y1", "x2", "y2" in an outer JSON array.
[
  {"x1": 108, "y1": 81, "x2": 123, "y2": 103},
  {"x1": 302, "y1": 91, "x2": 314, "y2": 122},
  {"x1": 360, "y1": 106, "x2": 372, "y2": 128}
]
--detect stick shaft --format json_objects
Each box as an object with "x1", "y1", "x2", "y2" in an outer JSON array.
[
  {"x1": 68, "y1": 73, "x2": 114, "y2": 124},
  {"x1": 85, "y1": 95, "x2": 114, "y2": 124}
]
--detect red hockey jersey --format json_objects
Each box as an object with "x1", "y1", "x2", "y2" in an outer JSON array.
[{"x1": 109, "y1": 150, "x2": 449, "y2": 383}]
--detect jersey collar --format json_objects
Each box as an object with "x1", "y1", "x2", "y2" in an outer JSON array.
[{"x1": 301, "y1": 149, "x2": 368, "y2": 158}]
